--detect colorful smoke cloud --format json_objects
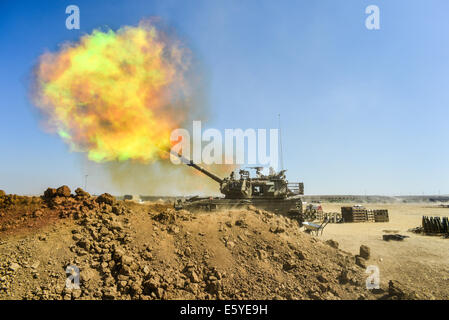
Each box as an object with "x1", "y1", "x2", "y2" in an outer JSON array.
[{"x1": 31, "y1": 20, "x2": 195, "y2": 163}]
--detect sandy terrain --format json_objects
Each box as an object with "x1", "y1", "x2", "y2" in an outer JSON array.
[{"x1": 320, "y1": 202, "x2": 449, "y2": 299}]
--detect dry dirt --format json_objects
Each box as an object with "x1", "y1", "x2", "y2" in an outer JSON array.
[
  {"x1": 320, "y1": 202, "x2": 449, "y2": 299},
  {"x1": 0, "y1": 188, "x2": 437, "y2": 300}
]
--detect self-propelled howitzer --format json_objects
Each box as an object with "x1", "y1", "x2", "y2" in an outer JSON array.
[{"x1": 174, "y1": 153, "x2": 304, "y2": 217}]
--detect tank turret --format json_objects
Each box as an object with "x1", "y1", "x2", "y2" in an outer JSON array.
[{"x1": 219, "y1": 167, "x2": 303, "y2": 199}]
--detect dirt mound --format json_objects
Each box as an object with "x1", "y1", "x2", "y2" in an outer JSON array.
[
  {"x1": 0, "y1": 189, "x2": 409, "y2": 300},
  {"x1": 152, "y1": 209, "x2": 192, "y2": 225}
]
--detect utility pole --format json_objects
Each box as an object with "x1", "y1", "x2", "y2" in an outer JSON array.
[
  {"x1": 278, "y1": 114, "x2": 284, "y2": 171},
  {"x1": 84, "y1": 175, "x2": 88, "y2": 191}
]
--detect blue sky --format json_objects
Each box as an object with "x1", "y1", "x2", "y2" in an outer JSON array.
[{"x1": 0, "y1": 0, "x2": 448, "y2": 195}]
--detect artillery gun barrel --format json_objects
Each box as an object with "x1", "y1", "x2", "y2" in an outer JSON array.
[
  {"x1": 169, "y1": 150, "x2": 224, "y2": 184},
  {"x1": 186, "y1": 161, "x2": 224, "y2": 184}
]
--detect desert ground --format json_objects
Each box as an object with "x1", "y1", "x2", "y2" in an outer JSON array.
[
  {"x1": 320, "y1": 202, "x2": 449, "y2": 299},
  {"x1": 0, "y1": 188, "x2": 447, "y2": 300}
]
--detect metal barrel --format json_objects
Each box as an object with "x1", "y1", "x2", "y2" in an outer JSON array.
[
  {"x1": 169, "y1": 150, "x2": 224, "y2": 184},
  {"x1": 186, "y1": 161, "x2": 224, "y2": 184}
]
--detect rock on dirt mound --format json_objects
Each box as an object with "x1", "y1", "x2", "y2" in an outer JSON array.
[
  {"x1": 43, "y1": 188, "x2": 57, "y2": 199},
  {"x1": 325, "y1": 239, "x2": 339, "y2": 249},
  {"x1": 43, "y1": 186, "x2": 72, "y2": 199},
  {"x1": 96, "y1": 193, "x2": 116, "y2": 205},
  {"x1": 152, "y1": 209, "x2": 192, "y2": 224},
  {"x1": 0, "y1": 190, "x2": 6, "y2": 197},
  {"x1": 56, "y1": 186, "x2": 71, "y2": 197},
  {"x1": 388, "y1": 280, "x2": 420, "y2": 299},
  {"x1": 75, "y1": 188, "x2": 90, "y2": 199}
]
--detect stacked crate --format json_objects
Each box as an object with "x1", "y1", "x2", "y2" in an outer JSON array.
[
  {"x1": 341, "y1": 207, "x2": 352, "y2": 222},
  {"x1": 373, "y1": 209, "x2": 389, "y2": 222},
  {"x1": 367, "y1": 209, "x2": 375, "y2": 222},
  {"x1": 341, "y1": 206, "x2": 368, "y2": 223}
]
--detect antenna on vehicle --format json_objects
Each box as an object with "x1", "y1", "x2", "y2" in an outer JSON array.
[{"x1": 278, "y1": 114, "x2": 284, "y2": 171}]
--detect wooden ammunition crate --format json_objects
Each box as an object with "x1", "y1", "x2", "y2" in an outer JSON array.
[
  {"x1": 373, "y1": 209, "x2": 389, "y2": 222},
  {"x1": 367, "y1": 210, "x2": 375, "y2": 222},
  {"x1": 341, "y1": 206, "x2": 368, "y2": 223}
]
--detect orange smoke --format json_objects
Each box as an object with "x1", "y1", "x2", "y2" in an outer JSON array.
[{"x1": 32, "y1": 20, "x2": 192, "y2": 163}]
